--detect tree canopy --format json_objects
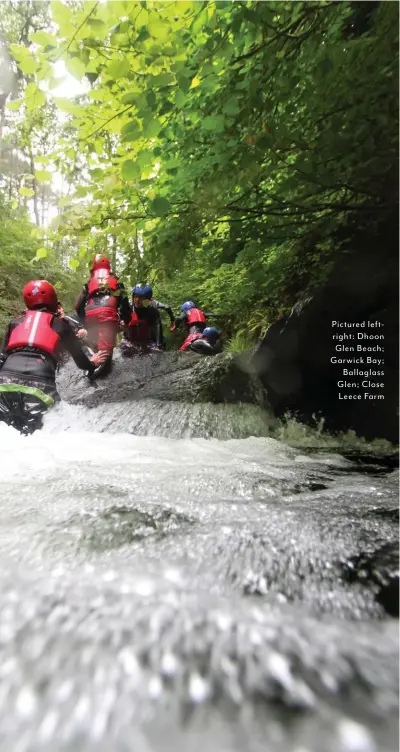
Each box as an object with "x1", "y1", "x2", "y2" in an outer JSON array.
[{"x1": 0, "y1": 0, "x2": 398, "y2": 341}]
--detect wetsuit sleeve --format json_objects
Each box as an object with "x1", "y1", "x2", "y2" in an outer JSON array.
[
  {"x1": 59, "y1": 320, "x2": 95, "y2": 373},
  {"x1": 153, "y1": 300, "x2": 175, "y2": 322},
  {"x1": 75, "y1": 284, "x2": 89, "y2": 320},
  {"x1": 174, "y1": 312, "x2": 187, "y2": 329},
  {"x1": 117, "y1": 286, "x2": 132, "y2": 326},
  {"x1": 63, "y1": 314, "x2": 82, "y2": 332},
  {"x1": 204, "y1": 312, "x2": 223, "y2": 319}
]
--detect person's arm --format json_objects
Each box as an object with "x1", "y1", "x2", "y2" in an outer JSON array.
[
  {"x1": 153, "y1": 300, "x2": 175, "y2": 322},
  {"x1": 60, "y1": 320, "x2": 97, "y2": 373},
  {"x1": 173, "y1": 311, "x2": 187, "y2": 329},
  {"x1": 118, "y1": 289, "x2": 132, "y2": 326},
  {"x1": 204, "y1": 312, "x2": 223, "y2": 319}
]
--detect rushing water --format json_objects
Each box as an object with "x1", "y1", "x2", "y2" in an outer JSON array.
[{"x1": 0, "y1": 399, "x2": 398, "y2": 752}]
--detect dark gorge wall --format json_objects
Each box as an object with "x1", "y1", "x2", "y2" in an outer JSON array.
[{"x1": 252, "y1": 213, "x2": 399, "y2": 442}]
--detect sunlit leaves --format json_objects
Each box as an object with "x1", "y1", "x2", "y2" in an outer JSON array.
[
  {"x1": 107, "y1": 56, "x2": 131, "y2": 79},
  {"x1": 35, "y1": 170, "x2": 52, "y2": 183},
  {"x1": 19, "y1": 187, "x2": 35, "y2": 197},
  {"x1": 35, "y1": 247, "x2": 48, "y2": 258},
  {"x1": 122, "y1": 159, "x2": 139, "y2": 180},
  {"x1": 65, "y1": 56, "x2": 86, "y2": 81},
  {"x1": 50, "y1": 0, "x2": 75, "y2": 32},
  {"x1": 30, "y1": 30, "x2": 58, "y2": 48},
  {"x1": 6, "y1": 99, "x2": 24, "y2": 111},
  {"x1": 24, "y1": 82, "x2": 46, "y2": 110},
  {"x1": 121, "y1": 119, "x2": 142, "y2": 141},
  {"x1": 148, "y1": 19, "x2": 170, "y2": 41}
]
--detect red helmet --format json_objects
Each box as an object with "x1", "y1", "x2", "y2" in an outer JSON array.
[
  {"x1": 23, "y1": 280, "x2": 58, "y2": 310},
  {"x1": 91, "y1": 254, "x2": 111, "y2": 272}
]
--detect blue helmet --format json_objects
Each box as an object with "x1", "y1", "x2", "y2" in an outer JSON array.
[
  {"x1": 202, "y1": 327, "x2": 220, "y2": 343},
  {"x1": 132, "y1": 283, "x2": 152, "y2": 298},
  {"x1": 181, "y1": 300, "x2": 196, "y2": 312}
]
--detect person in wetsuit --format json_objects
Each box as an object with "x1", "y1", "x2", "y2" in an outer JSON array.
[
  {"x1": 75, "y1": 254, "x2": 131, "y2": 370},
  {"x1": 120, "y1": 284, "x2": 162, "y2": 354},
  {"x1": 173, "y1": 301, "x2": 222, "y2": 351},
  {"x1": 0, "y1": 280, "x2": 107, "y2": 434},
  {"x1": 142, "y1": 284, "x2": 174, "y2": 350}
]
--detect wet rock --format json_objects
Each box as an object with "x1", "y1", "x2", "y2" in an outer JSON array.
[
  {"x1": 57, "y1": 350, "x2": 269, "y2": 409},
  {"x1": 343, "y1": 543, "x2": 399, "y2": 617}
]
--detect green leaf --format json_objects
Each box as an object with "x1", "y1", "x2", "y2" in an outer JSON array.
[
  {"x1": 108, "y1": 56, "x2": 131, "y2": 79},
  {"x1": 143, "y1": 118, "x2": 161, "y2": 138},
  {"x1": 222, "y1": 99, "x2": 240, "y2": 115},
  {"x1": 18, "y1": 56, "x2": 38, "y2": 75},
  {"x1": 150, "y1": 196, "x2": 170, "y2": 216},
  {"x1": 30, "y1": 30, "x2": 58, "y2": 47},
  {"x1": 152, "y1": 72, "x2": 174, "y2": 87},
  {"x1": 35, "y1": 170, "x2": 52, "y2": 183},
  {"x1": 122, "y1": 159, "x2": 139, "y2": 180},
  {"x1": 177, "y1": 75, "x2": 190, "y2": 93},
  {"x1": 174, "y1": 90, "x2": 186, "y2": 108},
  {"x1": 121, "y1": 91, "x2": 140, "y2": 105},
  {"x1": 6, "y1": 98, "x2": 24, "y2": 111},
  {"x1": 36, "y1": 247, "x2": 48, "y2": 259},
  {"x1": 137, "y1": 150, "x2": 153, "y2": 169},
  {"x1": 201, "y1": 115, "x2": 225, "y2": 132},
  {"x1": 68, "y1": 258, "x2": 80, "y2": 269},
  {"x1": 121, "y1": 119, "x2": 141, "y2": 137},
  {"x1": 65, "y1": 56, "x2": 86, "y2": 81},
  {"x1": 19, "y1": 187, "x2": 35, "y2": 197},
  {"x1": 148, "y1": 19, "x2": 170, "y2": 41},
  {"x1": 50, "y1": 1, "x2": 75, "y2": 30},
  {"x1": 53, "y1": 98, "x2": 84, "y2": 115}
]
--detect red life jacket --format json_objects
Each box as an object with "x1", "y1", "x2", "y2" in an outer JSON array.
[
  {"x1": 128, "y1": 312, "x2": 139, "y2": 326},
  {"x1": 6, "y1": 311, "x2": 60, "y2": 356},
  {"x1": 179, "y1": 332, "x2": 204, "y2": 351},
  {"x1": 186, "y1": 307, "x2": 206, "y2": 325},
  {"x1": 127, "y1": 312, "x2": 149, "y2": 343},
  {"x1": 88, "y1": 269, "x2": 118, "y2": 297}
]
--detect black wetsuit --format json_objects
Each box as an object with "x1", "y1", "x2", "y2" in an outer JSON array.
[
  {"x1": 0, "y1": 312, "x2": 95, "y2": 434},
  {"x1": 148, "y1": 299, "x2": 174, "y2": 349}
]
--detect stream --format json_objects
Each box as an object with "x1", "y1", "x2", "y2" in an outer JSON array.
[{"x1": 0, "y1": 398, "x2": 398, "y2": 752}]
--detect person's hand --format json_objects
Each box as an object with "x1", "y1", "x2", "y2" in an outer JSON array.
[
  {"x1": 76, "y1": 328, "x2": 87, "y2": 339},
  {"x1": 170, "y1": 324, "x2": 176, "y2": 333},
  {"x1": 90, "y1": 351, "x2": 109, "y2": 367}
]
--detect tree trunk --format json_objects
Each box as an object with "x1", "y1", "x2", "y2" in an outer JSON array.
[{"x1": 29, "y1": 150, "x2": 40, "y2": 226}]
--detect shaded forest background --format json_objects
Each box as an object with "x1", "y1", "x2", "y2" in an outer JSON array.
[{"x1": 0, "y1": 0, "x2": 398, "y2": 346}]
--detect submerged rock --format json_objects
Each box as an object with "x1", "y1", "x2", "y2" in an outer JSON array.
[{"x1": 342, "y1": 542, "x2": 399, "y2": 618}]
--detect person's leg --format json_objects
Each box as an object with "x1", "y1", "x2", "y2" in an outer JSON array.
[{"x1": 0, "y1": 378, "x2": 56, "y2": 434}]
